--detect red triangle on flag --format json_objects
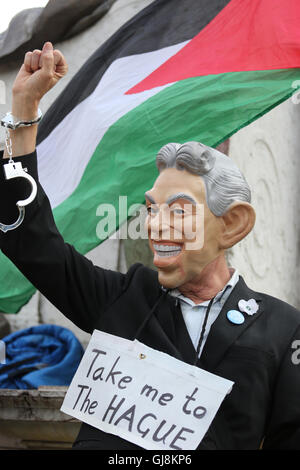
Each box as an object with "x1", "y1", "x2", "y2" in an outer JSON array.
[{"x1": 127, "y1": 0, "x2": 300, "y2": 95}]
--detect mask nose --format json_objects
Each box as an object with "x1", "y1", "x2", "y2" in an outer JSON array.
[{"x1": 147, "y1": 204, "x2": 171, "y2": 240}]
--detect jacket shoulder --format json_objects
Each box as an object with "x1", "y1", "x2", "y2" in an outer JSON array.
[
  {"x1": 238, "y1": 276, "x2": 300, "y2": 336},
  {"x1": 123, "y1": 262, "x2": 160, "y2": 293},
  {"x1": 260, "y1": 291, "x2": 300, "y2": 325}
]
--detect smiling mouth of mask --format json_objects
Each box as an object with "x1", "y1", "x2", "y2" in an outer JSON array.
[{"x1": 153, "y1": 243, "x2": 183, "y2": 257}]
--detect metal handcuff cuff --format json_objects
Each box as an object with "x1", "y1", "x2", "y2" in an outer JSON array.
[{"x1": 0, "y1": 109, "x2": 42, "y2": 233}]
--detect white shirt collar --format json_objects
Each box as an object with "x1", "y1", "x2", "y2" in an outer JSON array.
[{"x1": 169, "y1": 268, "x2": 239, "y2": 307}]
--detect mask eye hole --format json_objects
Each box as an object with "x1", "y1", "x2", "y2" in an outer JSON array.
[
  {"x1": 170, "y1": 207, "x2": 185, "y2": 216},
  {"x1": 146, "y1": 204, "x2": 159, "y2": 216}
]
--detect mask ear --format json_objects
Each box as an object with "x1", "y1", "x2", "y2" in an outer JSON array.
[{"x1": 219, "y1": 201, "x2": 256, "y2": 249}]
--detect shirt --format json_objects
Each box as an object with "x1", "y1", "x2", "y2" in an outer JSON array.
[{"x1": 169, "y1": 269, "x2": 239, "y2": 356}]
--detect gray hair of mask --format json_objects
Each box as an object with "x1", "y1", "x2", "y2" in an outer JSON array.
[{"x1": 156, "y1": 141, "x2": 251, "y2": 217}]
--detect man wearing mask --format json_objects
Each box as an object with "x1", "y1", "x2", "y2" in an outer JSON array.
[{"x1": 0, "y1": 42, "x2": 299, "y2": 450}]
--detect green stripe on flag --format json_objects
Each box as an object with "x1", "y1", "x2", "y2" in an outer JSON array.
[
  {"x1": 1, "y1": 67, "x2": 299, "y2": 313},
  {"x1": 55, "y1": 67, "x2": 300, "y2": 249},
  {"x1": 0, "y1": 257, "x2": 36, "y2": 313}
]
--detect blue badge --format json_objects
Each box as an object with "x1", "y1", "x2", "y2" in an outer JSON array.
[{"x1": 227, "y1": 310, "x2": 245, "y2": 325}]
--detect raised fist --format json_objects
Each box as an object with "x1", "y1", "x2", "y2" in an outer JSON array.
[{"x1": 12, "y1": 42, "x2": 68, "y2": 107}]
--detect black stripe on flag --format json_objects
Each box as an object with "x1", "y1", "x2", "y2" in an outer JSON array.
[{"x1": 37, "y1": 0, "x2": 230, "y2": 144}]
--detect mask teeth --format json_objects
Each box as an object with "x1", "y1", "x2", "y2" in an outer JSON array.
[
  {"x1": 155, "y1": 247, "x2": 182, "y2": 257},
  {"x1": 153, "y1": 244, "x2": 182, "y2": 253}
]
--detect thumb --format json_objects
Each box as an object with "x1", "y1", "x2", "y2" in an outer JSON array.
[{"x1": 40, "y1": 42, "x2": 54, "y2": 74}]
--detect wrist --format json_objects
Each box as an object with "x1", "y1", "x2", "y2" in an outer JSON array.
[
  {"x1": 12, "y1": 93, "x2": 39, "y2": 121},
  {"x1": 3, "y1": 126, "x2": 38, "y2": 159}
]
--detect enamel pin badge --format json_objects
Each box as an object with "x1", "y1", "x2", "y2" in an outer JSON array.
[
  {"x1": 227, "y1": 299, "x2": 259, "y2": 325},
  {"x1": 238, "y1": 299, "x2": 259, "y2": 316},
  {"x1": 226, "y1": 310, "x2": 245, "y2": 325}
]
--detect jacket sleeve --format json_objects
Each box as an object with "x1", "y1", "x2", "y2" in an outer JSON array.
[
  {"x1": 263, "y1": 324, "x2": 300, "y2": 449},
  {"x1": 0, "y1": 150, "x2": 126, "y2": 333}
]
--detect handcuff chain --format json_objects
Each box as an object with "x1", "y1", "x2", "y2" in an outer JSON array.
[
  {"x1": 4, "y1": 128, "x2": 14, "y2": 163},
  {"x1": 0, "y1": 109, "x2": 41, "y2": 233}
]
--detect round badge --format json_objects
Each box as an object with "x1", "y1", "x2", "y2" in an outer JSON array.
[{"x1": 227, "y1": 310, "x2": 245, "y2": 325}]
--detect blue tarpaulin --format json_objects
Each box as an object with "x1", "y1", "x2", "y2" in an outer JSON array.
[{"x1": 0, "y1": 324, "x2": 84, "y2": 389}]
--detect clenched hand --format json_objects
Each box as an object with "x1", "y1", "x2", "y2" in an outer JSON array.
[
  {"x1": 3, "y1": 42, "x2": 68, "y2": 158},
  {"x1": 13, "y1": 42, "x2": 68, "y2": 107}
]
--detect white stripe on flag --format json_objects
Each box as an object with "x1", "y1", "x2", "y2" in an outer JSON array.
[{"x1": 37, "y1": 42, "x2": 188, "y2": 208}]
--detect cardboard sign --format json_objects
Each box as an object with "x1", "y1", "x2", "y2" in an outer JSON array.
[{"x1": 61, "y1": 330, "x2": 234, "y2": 450}]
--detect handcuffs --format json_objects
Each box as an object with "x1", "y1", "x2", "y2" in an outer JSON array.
[{"x1": 0, "y1": 109, "x2": 42, "y2": 233}]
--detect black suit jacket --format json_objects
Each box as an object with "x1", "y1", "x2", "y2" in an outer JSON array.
[{"x1": 0, "y1": 151, "x2": 300, "y2": 450}]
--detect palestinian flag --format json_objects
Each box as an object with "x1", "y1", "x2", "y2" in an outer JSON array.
[{"x1": 1, "y1": 0, "x2": 300, "y2": 313}]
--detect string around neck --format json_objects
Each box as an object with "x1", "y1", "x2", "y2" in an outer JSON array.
[
  {"x1": 134, "y1": 288, "x2": 170, "y2": 341},
  {"x1": 193, "y1": 296, "x2": 215, "y2": 366}
]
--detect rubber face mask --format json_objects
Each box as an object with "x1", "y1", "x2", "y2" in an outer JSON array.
[{"x1": 145, "y1": 167, "x2": 224, "y2": 289}]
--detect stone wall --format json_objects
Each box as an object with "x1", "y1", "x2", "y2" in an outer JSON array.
[{"x1": 228, "y1": 98, "x2": 300, "y2": 308}]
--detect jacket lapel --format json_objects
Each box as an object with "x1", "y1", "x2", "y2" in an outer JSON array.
[
  {"x1": 169, "y1": 300, "x2": 198, "y2": 365},
  {"x1": 149, "y1": 292, "x2": 197, "y2": 364},
  {"x1": 144, "y1": 276, "x2": 265, "y2": 372},
  {"x1": 198, "y1": 276, "x2": 264, "y2": 371}
]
